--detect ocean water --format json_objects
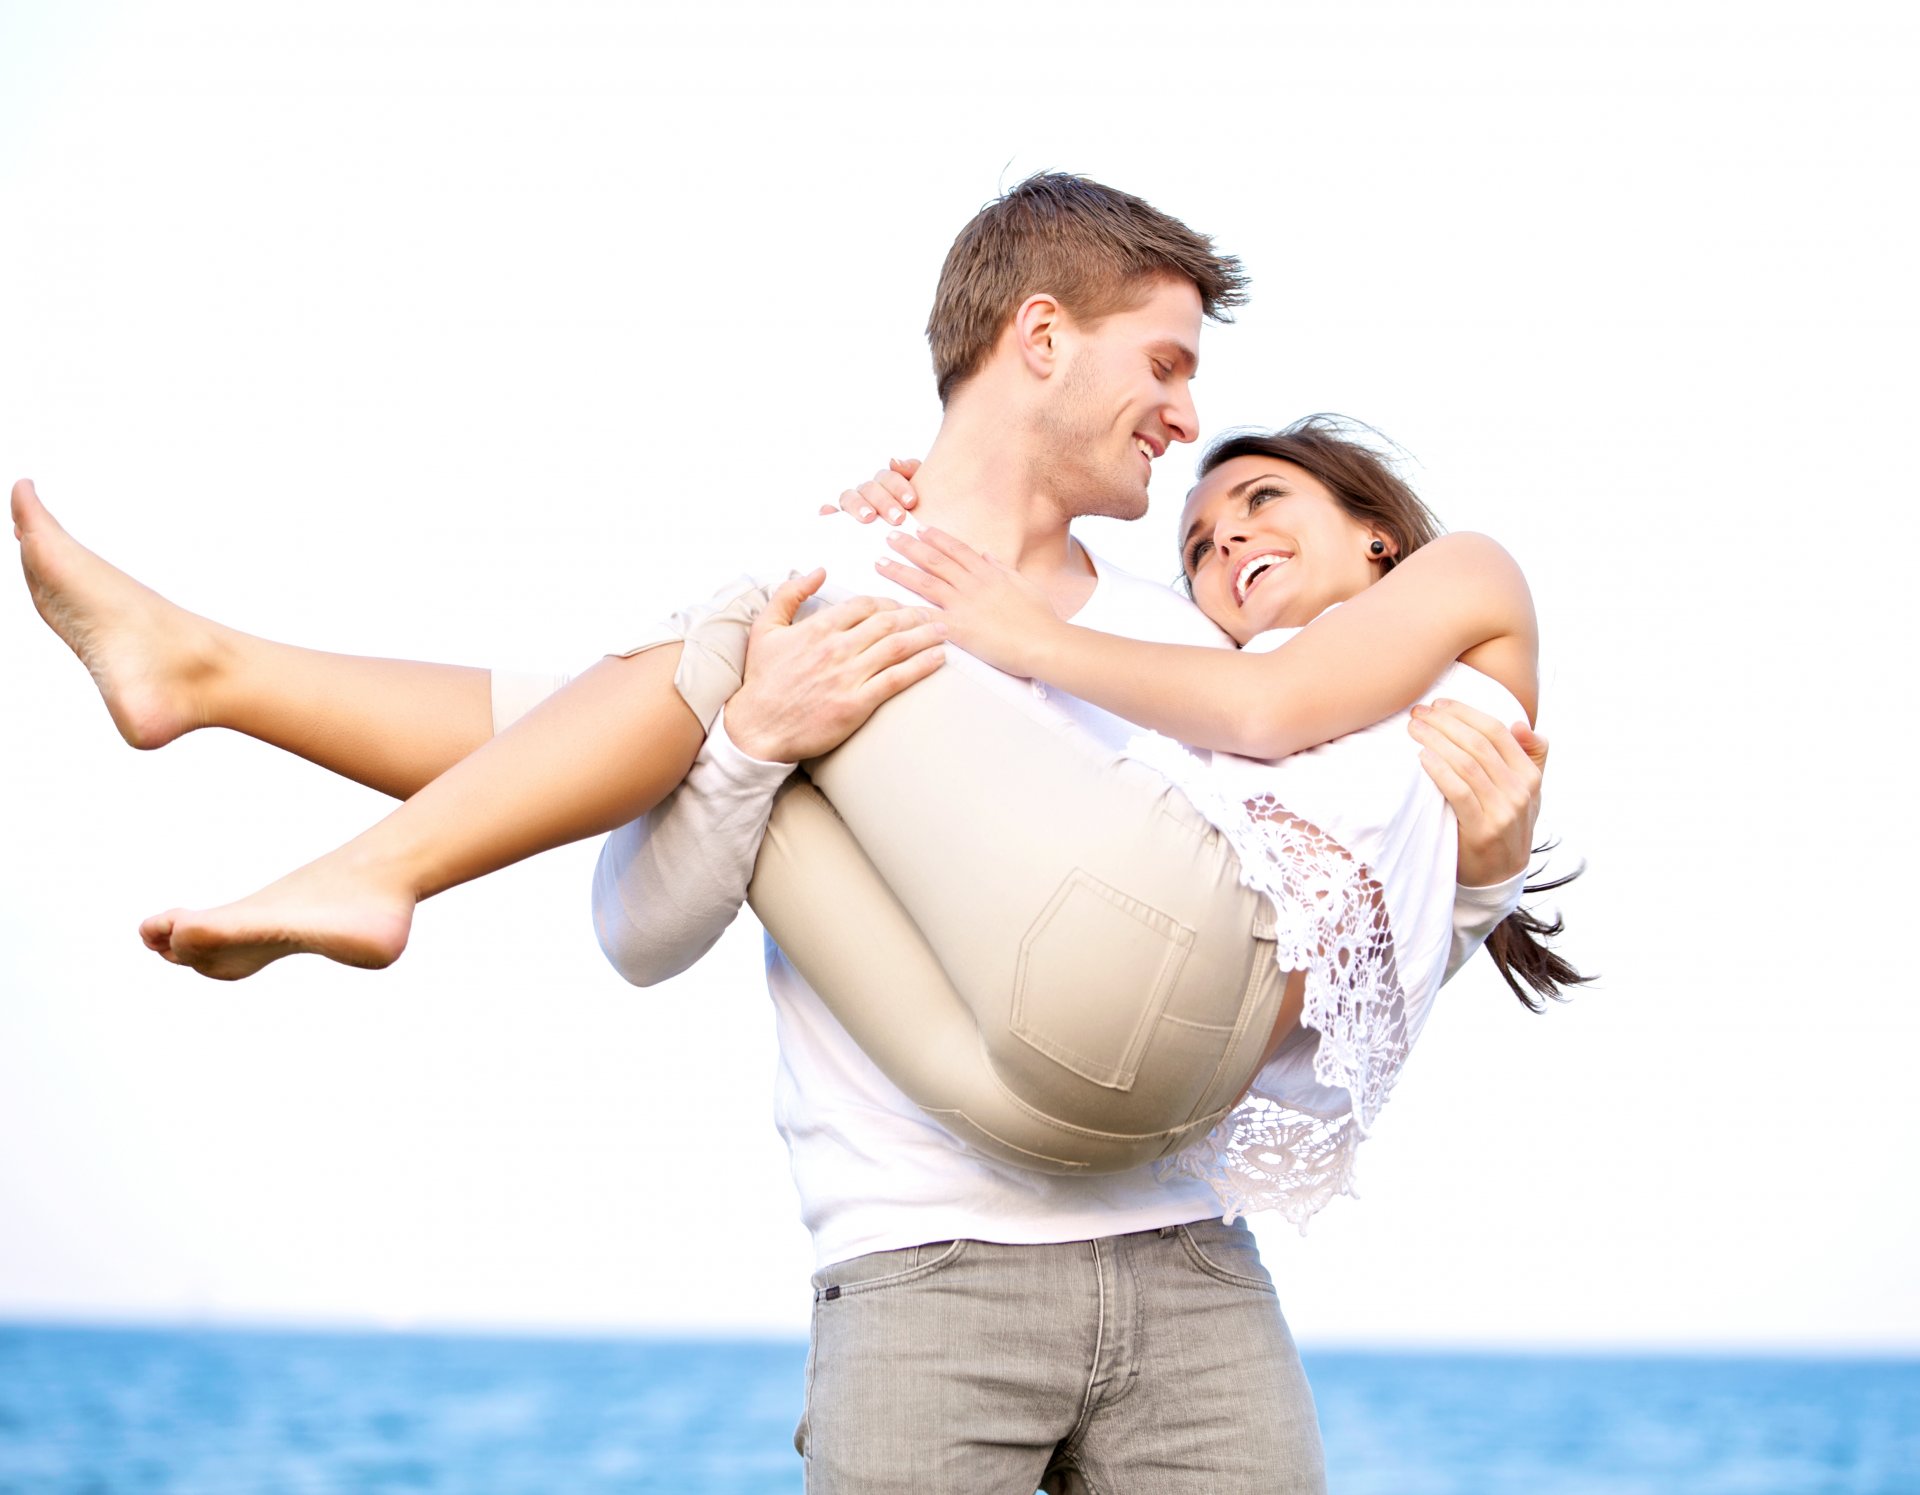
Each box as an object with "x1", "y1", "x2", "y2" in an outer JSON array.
[{"x1": 0, "y1": 1325, "x2": 1914, "y2": 1494}]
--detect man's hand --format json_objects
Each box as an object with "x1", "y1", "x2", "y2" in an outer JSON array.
[
  {"x1": 820, "y1": 459, "x2": 921, "y2": 525},
  {"x1": 1410, "y1": 698, "x2": 1548, "y2": 887},
  {"x1": 723, "y1": 569, "x2": 947, "y2": 763}
]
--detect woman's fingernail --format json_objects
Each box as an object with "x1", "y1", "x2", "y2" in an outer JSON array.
[
  {"x1": 859, "y1": 508, "x2": 875, "y2": 521},
  {"x1": 888, "y1": 509, "x2": 905, "y2": 524}
]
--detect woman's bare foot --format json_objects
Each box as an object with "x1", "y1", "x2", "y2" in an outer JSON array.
[
  {"x1": 12, "y1": 478, "x2": 231, "y2": 749},
  {"x1": 140, "y1": 851, "x2": 417, "y2": 981}
]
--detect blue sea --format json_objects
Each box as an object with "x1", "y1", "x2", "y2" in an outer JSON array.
[{"x1": 0, "y1": 1325, "x2": 1913, "y2": 1493}]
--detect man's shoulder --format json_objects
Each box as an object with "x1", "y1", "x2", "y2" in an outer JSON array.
[
  {"x1": 1082, "y1": 548, "x2": 1233, "y2": 648},
  {"x1": 722, "y1": 513, "x2": 914, "y2": 605}
]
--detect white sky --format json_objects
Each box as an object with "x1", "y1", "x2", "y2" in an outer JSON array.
[{"x1": 1, "y1": 0, "x2": 1915, "y2": 1350}]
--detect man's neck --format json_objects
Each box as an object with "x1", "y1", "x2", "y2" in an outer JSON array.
[{"x1": 903, "y1": 403, "x2": 1099, "y2": 616}]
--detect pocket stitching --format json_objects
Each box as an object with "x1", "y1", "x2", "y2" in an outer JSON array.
[
  {"x1": 1177, "y1": 1225, "x2": 1277, "y2": 1295},
  {"x1": 1011, "y1": 869, "x2": 1195, "y2": 1090},
  {"x1": 812, "y1": 1238, "x2": 969, "y2": 1302}
]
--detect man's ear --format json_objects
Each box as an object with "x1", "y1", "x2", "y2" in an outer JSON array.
[{"x1": 1012, "y1": 293, "x2": 1065, "y2": 379}]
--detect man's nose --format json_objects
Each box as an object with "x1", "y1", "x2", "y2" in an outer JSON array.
[{"x1": 1164, "y1": 386, "x2": 1199, "y2": 446}]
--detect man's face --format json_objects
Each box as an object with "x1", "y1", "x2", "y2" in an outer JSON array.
[{"x1": 1036, "y1": 276, "x2": 1204, "y2": 522}]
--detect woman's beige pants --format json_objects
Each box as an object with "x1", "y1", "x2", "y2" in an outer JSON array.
[{"x1": 638, "y1": 579, "x2": 1286, "y2": 1175}]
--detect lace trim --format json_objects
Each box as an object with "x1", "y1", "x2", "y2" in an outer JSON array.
[{"x1": 1126, "y1": 732, "x2": 1412, "y2": 1231}]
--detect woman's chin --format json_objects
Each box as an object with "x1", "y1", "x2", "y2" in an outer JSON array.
[{"x1": 1228, "y1": 593, "x2": 1291, "y2": 642}]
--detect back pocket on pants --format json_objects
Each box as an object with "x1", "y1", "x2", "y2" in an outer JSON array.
[{"x1": 1011, "y1": 869, "x2": 1194, "y2": 1091}]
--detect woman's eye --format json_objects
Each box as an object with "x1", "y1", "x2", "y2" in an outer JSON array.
[
  {"x1": 1187, "y1": 538, "x2": 1213, "y2": 571},
  {"x1": 1247, "y1": 487, "x2": 1282, "y2": 509}
]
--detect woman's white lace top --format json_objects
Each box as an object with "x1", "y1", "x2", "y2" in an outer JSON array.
[{"x1": 1129, "y1": 629, "x2": 1527, "y2": 1230}]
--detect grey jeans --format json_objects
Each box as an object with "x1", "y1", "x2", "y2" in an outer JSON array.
[{"x1": 798, "y1": 1220, "x2": 1326, "y2": 1494}]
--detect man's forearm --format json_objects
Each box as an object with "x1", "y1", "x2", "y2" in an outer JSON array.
[
  {"x1": 1442, "y1": 870, "x2": 1527, "y2": 983},
  {"x1": 591, "y1": 713, "x2": 793, "y2": 986}
]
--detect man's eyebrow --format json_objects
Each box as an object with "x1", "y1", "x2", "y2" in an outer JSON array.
[{"x1": 1154, "y1": 340, "x2": 1199, "y2": 377}]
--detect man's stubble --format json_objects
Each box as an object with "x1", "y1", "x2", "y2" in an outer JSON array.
[{"x1": 1033, "y1": 352, "x2": 1152, "y2": 527}]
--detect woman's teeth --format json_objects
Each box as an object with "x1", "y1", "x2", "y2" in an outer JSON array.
[{"x1": 1234, "y1": 553, "x2": 1288, "y2": 604}]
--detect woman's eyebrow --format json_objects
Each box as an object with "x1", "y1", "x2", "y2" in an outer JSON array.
[
  {"x1": 1181, "y1": 474, "x2": 1291, "y2": 552},
  {"x1": 1227, "y1": 473, "x2": 1288, "y2": 500}
]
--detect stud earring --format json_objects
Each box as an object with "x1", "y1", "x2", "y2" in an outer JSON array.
[{"x1": 1369, "y1": 539, "x2": 1386, "y2": 557}]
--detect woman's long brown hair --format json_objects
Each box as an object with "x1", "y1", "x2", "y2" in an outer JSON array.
[{"x1": 1196, "y1": 415, "x2": 1592, "y2": 1011}]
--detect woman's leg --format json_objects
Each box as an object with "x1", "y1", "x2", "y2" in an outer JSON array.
[
  {"x1": 14, "y1": 480, "x2": 492, "y2": 798},
  {"x1": 140, "y1": 647, "x2": 706, "y2": 979},
  {"x1": 115, "y1": 551, "x2": 1286, "y2": 1171},
  {"x1": 752, "y1": 663, "x2": 1294, "y2": 1173}
]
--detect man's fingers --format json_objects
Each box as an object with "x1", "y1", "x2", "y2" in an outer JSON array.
[
  {"x1": 835, "y1": 606, "x2": 942, "y2": 660},
  {"x1": 1416, "y1": 747, "x2": 1480, "y2": 818},
  {"x1": 857, "y1": 617, "x2": 948, "y2": 671},
  {"x1": 856, "y1": 637, "x2": 946, "y2": 708},
  {"x1": 1410, "y1": 715, "x2": 1498, "y2": 812},
  {"x1": 1417, "y1": 698, "x2": 1534, "y2": 779},
  {"x1": 1413, "y1": 704, "x2": 1538, "y2": 800},
  {"x1": 758, "y1": 569, "x2": 828, "y2": 629},
  {"x1": 802, "y1": 593, "x2": 889, "y2": 632},
  {"x1": 1513, "y1": 721, "x2": 1550, "y2": 773}
]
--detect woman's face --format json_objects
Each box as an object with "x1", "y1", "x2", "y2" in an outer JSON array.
[{"x1": 1177, "y1": 455, "x2": 1387, "y2": 645}]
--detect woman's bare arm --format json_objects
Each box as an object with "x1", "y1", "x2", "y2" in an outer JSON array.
[{"x1": 880, "y1": 528, "x2": 1538, "y2": 761}]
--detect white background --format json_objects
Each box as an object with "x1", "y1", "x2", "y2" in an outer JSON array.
[{"x1": 2, "y1": 0, "x2": 1914, "y2": 1350}]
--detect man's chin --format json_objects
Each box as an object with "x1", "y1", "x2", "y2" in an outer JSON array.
[{"x1": 1090, "y1": 482, "x2": 1152, "y2": 523}]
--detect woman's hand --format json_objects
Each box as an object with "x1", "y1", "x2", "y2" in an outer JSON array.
[
  {"x1": 875, "y1": 527, "x2": 1060, "y2": 678},
  {"x1": 819, "y1": 459, "x2": 921, "y2": 525}
]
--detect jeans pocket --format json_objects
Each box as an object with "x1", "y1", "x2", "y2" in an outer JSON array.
[
  {"x1": 811, "y1": 1239, "x2": 969, "y2": 1304},
  {"x1": 1011, "y1": 869, "x2": 1195, "y2": 1090},
  {"x1": 1177, "y1": 1220, "x2": 1278, "y2": 1295}
]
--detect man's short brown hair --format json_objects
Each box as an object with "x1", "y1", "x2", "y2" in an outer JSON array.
[{"x1": 926, "y1": 173, "x2": 1249, "y2": 405}]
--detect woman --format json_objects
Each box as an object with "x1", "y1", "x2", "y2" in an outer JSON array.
[{"x1": 11, "y1": 419, "x2": 1581, "y2": 1222}]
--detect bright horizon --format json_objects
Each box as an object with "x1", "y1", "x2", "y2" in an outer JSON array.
[{"x1": 3, "y1": 0, "x2": 1915, "y2": 1353}]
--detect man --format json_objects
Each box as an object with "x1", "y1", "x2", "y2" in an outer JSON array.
[{"x1": 566, "y1": 174, "x2": 1542, "y2": 1491}]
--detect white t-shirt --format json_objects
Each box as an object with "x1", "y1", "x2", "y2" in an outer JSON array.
[{"x1": 579, "y1": 514, "x2": 1524, "y2": 1267}]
